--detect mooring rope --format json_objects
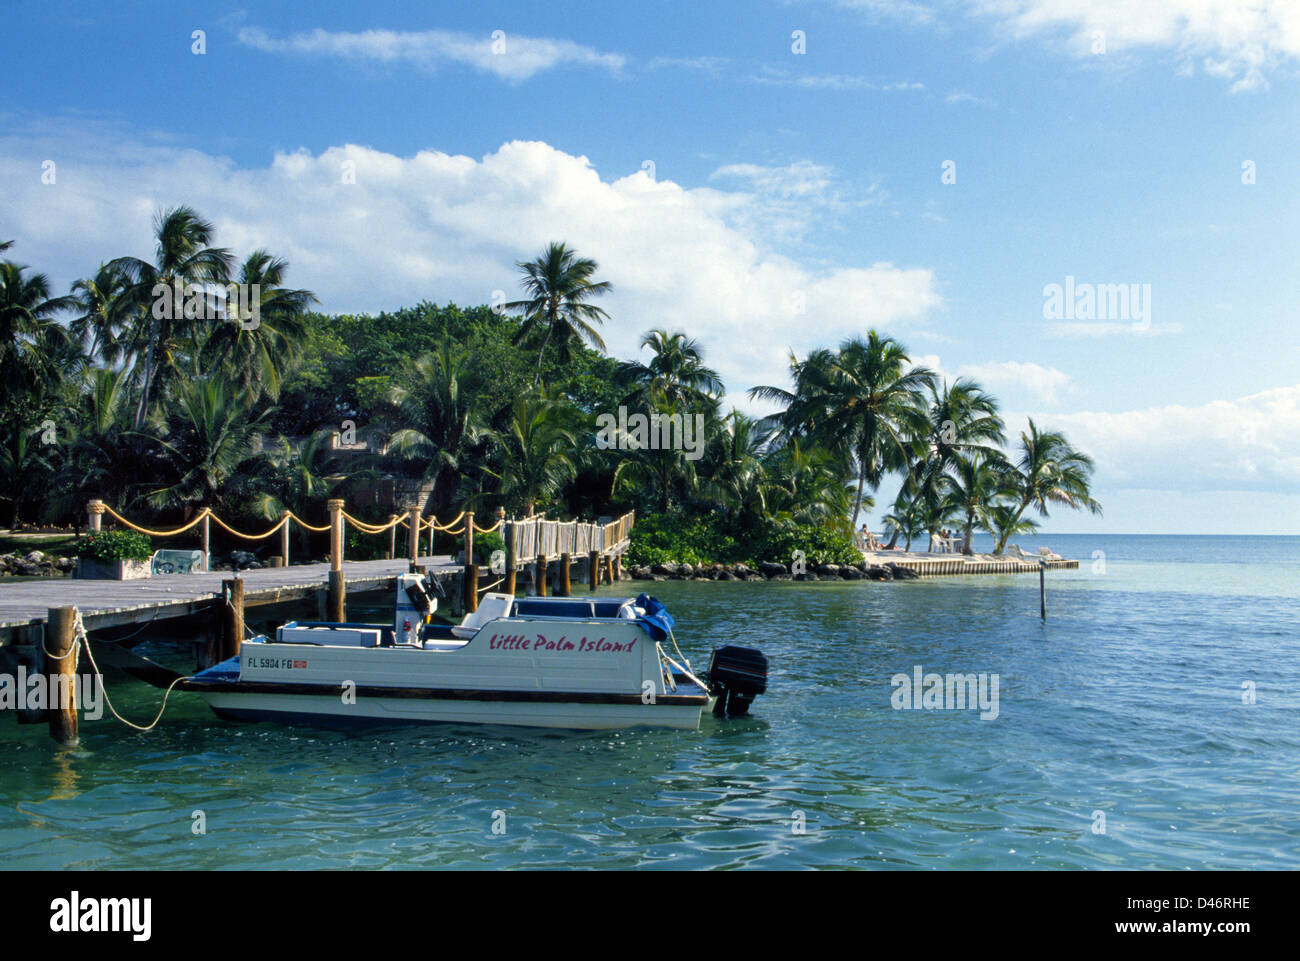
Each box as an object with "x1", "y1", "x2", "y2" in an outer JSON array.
[
  {"x1": 100, "y1": 504, "x2": 209, "y2": 537},
  {"x1": 208, "y1": 512, "x2": 288, "y2": 541},
  {"x1": 73, "y1": 610, "x2": 192, "y2": 733}
]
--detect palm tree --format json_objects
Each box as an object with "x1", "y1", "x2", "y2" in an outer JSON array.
[
  {"x1": 0, "y1": 261, "x2": 75, "y2": 396},
  {"x1": 890, "y1": 378, "x2": 1005, "y2": 546},
  {"x1": 141, "y1": 377, "x2": 264, "y2": 512},
  {"x1": 945, "y1": 451, "x2": 1012, "y2": 554},
  {"x1": 0, "y1": 424, "x2": 56, "y2": 529},
  {"x1": 751, "y1": 331, "x2": 935, "y2": 529},
  {"x1": 700, "y1": 410, "x2": 767, "y2": 523},
  {"x1": 386, "y1": 345, "x2": 490, "y2": 514},
  {"x1": 248, "y1": 430, "x2": 341, "y2": 557},
  {"x1": 506, "y1": 242, "x2": 612, "y2": 385},
  {"x1": 69, "y1": 263, "x2": 136, "y2": 368},
  {"x1": 200, "y1": 250, "x2": 317, "y2": 402},
  {"x1": 617, "y1": 329, "x2": 724, "y2": 409},
  {"x1": 108, "y1": 206, "x2": 233, "y2": 429},
  {"x1": 992, "y1": 418, "x2": 1101, "y2": 553},
  {"x1": 53, "y1": 367, "x2": 138, "y2": 517},
  {"x1": 484, "y1": 391, "x2": 578, "y2": 516},
  {"x1": 986, "y1": 498, "x2": 1040, "y2": 553},
  {"x1": 762, "y1": 438, "x2": 855, "y2": 527},
  {"x1": 881, "y1": 507, "x2": 925, "y2": 551}
]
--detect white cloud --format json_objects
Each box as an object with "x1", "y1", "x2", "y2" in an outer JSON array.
[
  {"x1": 957, "y1": 360, "x2": 1072, "y2": 402},
  {"x1": 1025, "y1": 385, "x2": 1300, "y2": 493},
  {"x1": 966, "y1": 0, "x2": 1300, "y2": 90},
  {"x1": 236, "y1": 26, "x2": 626, "y2": 81},
  {"x1": 0, "y1": 127, "x2": 941, "y2": 412},
  {"x1": 1048, "y1": 320, "x2": 1184, "y2": 337}
]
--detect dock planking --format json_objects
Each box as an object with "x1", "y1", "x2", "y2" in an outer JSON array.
[{"x1": 0, "y1": 556, "x2": 461, "y2": 645}]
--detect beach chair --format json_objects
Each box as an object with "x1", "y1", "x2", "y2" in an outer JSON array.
[{"x1": 150, "y1": 549, "x2": 204, "y2": 575}]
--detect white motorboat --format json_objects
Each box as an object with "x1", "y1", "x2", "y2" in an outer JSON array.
[{"x1": 178, "y1": 574, "x2": 768, "y2": 731}]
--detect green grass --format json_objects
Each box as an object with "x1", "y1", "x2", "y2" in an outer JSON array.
[{"x1": 0, "y1": 534, "x2": 78, "y2": 557}]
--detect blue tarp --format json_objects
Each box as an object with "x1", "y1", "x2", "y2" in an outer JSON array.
[
  {"x1": 192, "y1": 655, "x2": 240, "y2": 683},
  {"x1": 634, "y1": 594, "x2": 675, "y2": 642}
]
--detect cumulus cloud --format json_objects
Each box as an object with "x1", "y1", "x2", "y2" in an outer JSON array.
[
  {"x1": 236, "y1": 26, "x2": 626, "y2": 81},
  {"x1": 1027, "y1": 385, "x2": 1300, "y2": 493},
  {"x1": 965, "y1": 0, "x2": 1300, "y2": 91},
  {"x1": 0, "y1": 127, "x2": 941, "y2": 411},
  {"x1": 956, "y1": 360, "x2": 1072, "y2": 402}
]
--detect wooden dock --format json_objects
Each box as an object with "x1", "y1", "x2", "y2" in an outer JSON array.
[
  {"x1": 859, "y1": 551, "x2": 1079, "y2": 577},
  {"x1": 0, "y1": 556, "x2": 462, "y2": 647}
]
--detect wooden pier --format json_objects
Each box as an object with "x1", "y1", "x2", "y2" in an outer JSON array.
[{"x1": 858, "y1": 551, "x2": 1078, "y2": 577}]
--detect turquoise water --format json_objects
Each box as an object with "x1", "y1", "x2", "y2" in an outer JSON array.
[{"x1": 2, "y1": 534, "x2": 1297, "y2": 869}]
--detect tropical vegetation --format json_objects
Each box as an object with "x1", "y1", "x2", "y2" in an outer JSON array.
[{"x1": 0, "y1": 208, "x2": 1100, "y2": 566}]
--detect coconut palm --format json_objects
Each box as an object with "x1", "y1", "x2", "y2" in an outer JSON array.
[
  {"x1": 986, "y1": 498, "x2": 1040, "y2": 553},
  {"x1": 881, "y1": 507, "x2": 925, "y2": 552},
  {"x1": 506, "y1": 242, "x2": 612, "y2": 385},
  {"x1": 762, "y1": 438, "x2": 855, "y2": 527},
  {"x1": 483, "y1": 391, "x2": 578, "y2": 516},
  {"x1": 386, "y1": 345, "x2": 491, "y2": 515},
  {"x1": 944, "y1": 450, "x2": 1013, "y2": 554},
  {"x1": 992, "y1": 418, "x2": 1101, "y2": 553},
  {"x1": 751, "y1": 331, "x2": 935, "y2": 529},
  {"x1": 200, "y1": 250, "x2": 317, "y2": 402},
  {"x1": 0, "y1": 261, "x2": 75, "y2": 396},
  {"x1": 69, "y1": 263, "x2": 136, "y2": 368},
  {"x1": 617, "y1": 329, "x2": 724, "y2": 410},
  {"x1": 0, "y1": 424, "x2": 56, "y2": 529},
  {"x1": 140, "y1": 377, "x2": 264, "y2": 512},
  {"x1": 700, "y1": 410, "x2": 768, "y2": 523},
  {"x1": 108, "y1": 206, "x2": 233, "y2": 429}
]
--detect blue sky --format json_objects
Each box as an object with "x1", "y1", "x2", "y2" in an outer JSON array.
[{"x1": 3, "y1": 1, "x2": 1298, "y2": 533}]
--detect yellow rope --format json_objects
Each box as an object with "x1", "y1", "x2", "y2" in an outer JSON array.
[
  {"x1": 340, "y1": 511, "x2": 403, "y2": 534},
  {"x1": 208, "y1": 513, "x2": 288, "y2": 541},
  {"x1": 100, "y1": 504, "x2": 209, "y2": 537},
  {"x1": 432, "y1": 511, "x2": 466, "y2": 532},
  {"x1": 285, "y1": 510, "x2": 330, "y2": 533},
  {"x1": 473, "y1": 518, "x2": 503, "y2": 534}
]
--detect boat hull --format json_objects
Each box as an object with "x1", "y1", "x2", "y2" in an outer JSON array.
[{"x1": 193, "y1": 685, "x2": 709, "y2": 730}]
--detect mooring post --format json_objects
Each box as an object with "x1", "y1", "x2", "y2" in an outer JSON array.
[
  {"x1": 606, "y1": 554, "x2": 615, "y2": 585},
  {"x1": 86, "y1": 499, "x2": 104, "y2": 532},
  {"x1": 221, "y1": 577, "x2": 245, "y2": 661},
  {"x1": 464, "y1": 563, "x2": 479, "y2": 613},
  {"x1": 388, "y1": 515, "x2": 397, "y2": 560},
  {"x1": 613, "y1": 554, "x2": 621, "y2": 582},
  {"x1": 408, "y1": 506, "x2": 420, "y2": 565},
  {"x1": 503, "y1": 512, "x2": 516, "y2": 595},
  {"x1": 46, "y1": 606, "x2": 78, "y2": 746},
  {"x1": 200, "y1": 508, "x2": 210, "y2": 572},
  {"x1": 279, "y1": 510, "x2": 290, "y2": 568},
  {"x1": 1039, "y1": 561, "x2": 1047, "y2": 621},
  {"x1": 428, "y1": 514, "x2": 436, "y2": 559},
  {"x1": 535, "y1": 552, "x2": 548, "y2": 597},
  {"x1": 328, "y1": 498, "x2": 346, "y2": 623},
  {"x1": 588, "y1": 549, "x2": 599, "y2": 591},
  {"x1": 559, "y1": 552, "x2": 572, "y2": 596}
]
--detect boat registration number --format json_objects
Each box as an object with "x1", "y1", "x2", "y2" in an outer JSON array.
[{"x1": 248, "y1": 657, "x2": 308, "y2": 670}]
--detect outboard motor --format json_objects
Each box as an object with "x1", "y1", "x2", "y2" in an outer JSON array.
[{"x1": 706, "y1": 645, "x2": 768, "y2": 717}]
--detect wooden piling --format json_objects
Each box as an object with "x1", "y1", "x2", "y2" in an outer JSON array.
[
  {"x1": 408, "y1": 507, "x2": 421, "y2": 565},
  {"x1": 280, "y1": 510, "x2": 291, "y2": 567},
  {"x1": 588, "y1": 550, "x2": 599, "y2": 590},
  {"x1": 464, "y1": 563, "x2": 479, "y2": 613},
  {"x1": 387, "y1": 514, "x2": 397, "y2": 560},
  {"x1": 503, "y1": 517, "x2": 517, "y2": 595},
  {"x1": 559, "y1": 552, "x2": 571, "y2": 596},
  {"x1": 535, "y1": 553, "x2": 548, "y2": 597},
  {"x1": 200, "y1": 509, "x2": 210, "y2": 572},
  {"x1": 327, "y1": 569, "x2": 346, "y2": 623},
  {"x1": 46, "y1": 606, "x2": 78, "y2": 746},
  {"x1": 221, "y1": 578, "x2": 245, "y2": 661},
  {"x1": 1039, "y1": 562, "x2": 1047, "y2": 621},
  {"x1": 87, "y1": 499, "x2": 104, "y2": 533}
]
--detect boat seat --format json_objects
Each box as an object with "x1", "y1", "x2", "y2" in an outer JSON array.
[{"x1": 451, "y1": 592, "x2": 514, "y2": 639}]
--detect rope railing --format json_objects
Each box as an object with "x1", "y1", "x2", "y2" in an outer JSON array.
[{"x1": 85, "y1": 499, "x2": 635, "y2": 602}]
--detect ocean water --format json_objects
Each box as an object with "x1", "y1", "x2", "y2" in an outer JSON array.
[{"x1": 1, "y1": 534, "x2": 1297, "y2": 869}]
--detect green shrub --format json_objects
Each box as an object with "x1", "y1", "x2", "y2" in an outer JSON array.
[
  {"x1": 627, "y1": 512, "x2": 860, "y2": 568},
  {"x1": 473, "y1": 529, "x2": 505, "y2": 567},
  {"x1": 77, "y1": 530, "x2": 153, "y2": 563}
]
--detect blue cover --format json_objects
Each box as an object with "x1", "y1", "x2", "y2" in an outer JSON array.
[
  {"x1": 192, "y1": 655, "x2": 241, "y2": 683},
  {"x1": 634, "y1": 594, "x2": 675, "y2": 641}
]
